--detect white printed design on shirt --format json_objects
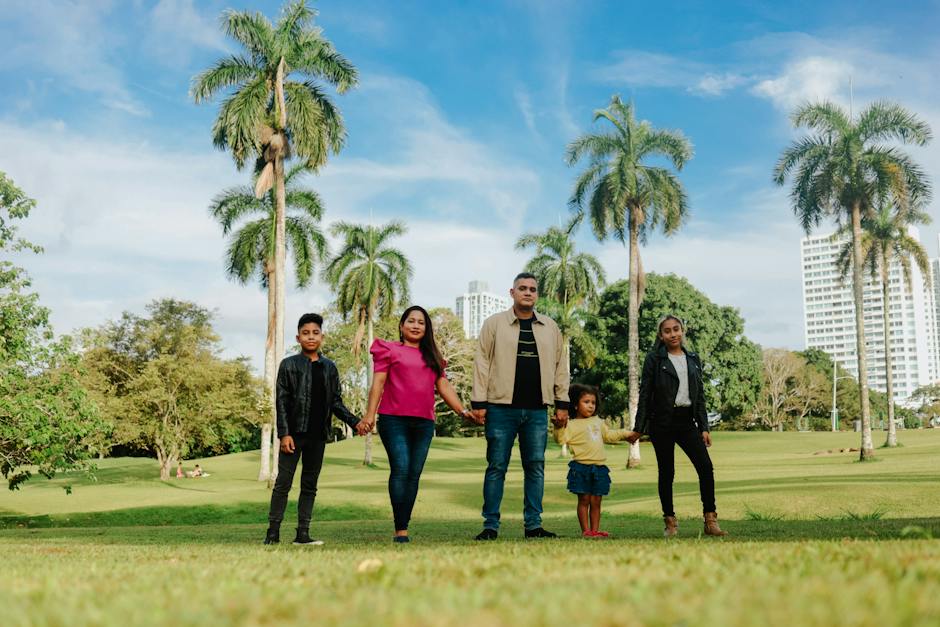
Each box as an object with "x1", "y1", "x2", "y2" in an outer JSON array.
[{"x1": 588, "y1": 424, "x2": 602, "y2": 442}]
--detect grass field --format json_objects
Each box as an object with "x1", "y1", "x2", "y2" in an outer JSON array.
[{"x1": 2, "y1": 431, "x2": 939, "y2": 626}]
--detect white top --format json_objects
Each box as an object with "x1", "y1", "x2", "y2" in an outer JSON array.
[{"x1": 667, "y1": 352, "x2": 691, "y2": 407}]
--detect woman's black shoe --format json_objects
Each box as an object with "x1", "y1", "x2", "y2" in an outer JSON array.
[{"x1": 263, "y1": 527, "x2": 280, "y2": 545}]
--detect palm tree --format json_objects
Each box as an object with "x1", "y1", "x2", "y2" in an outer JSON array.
[
  {"x1": 210, "y1": 163, "x2": 328, "y2": 481},
  {"x1": 566, "y1": 96, "x2": 692, "y2": 467},
  {"x1": 834, "y1": 203, "x2": 932, "y2": 448},
  {"x1": 192, "y1": 0, "x2": 356, "y2": 478},
  {"x1": 516, "y1": 214, "x2": 606, "y2": 456},
  {"x1": 774, "y1": 100, "x2": 932, "y2": 460},
  {"x1": 324, "y1": 221, "x2": 412, "y2": 465}
]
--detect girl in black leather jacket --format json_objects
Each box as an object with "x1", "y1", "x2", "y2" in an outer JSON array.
[{"x1": 627, "y1": 315, "x2": 728, "y2": 538}]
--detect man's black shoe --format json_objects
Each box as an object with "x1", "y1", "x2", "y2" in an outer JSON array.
[
  {"x1": 474, "y1": 529, "x2": 498, "y2": 541},
  {"x1": 263, "y1": 527, "x2": 280, "y2": 545},
  {"x1": 524, "y1": 527, "x2": 558, "y2": 539},
  {"x1": 293, "y1": 528, "x2": 325, "y2": 546}
]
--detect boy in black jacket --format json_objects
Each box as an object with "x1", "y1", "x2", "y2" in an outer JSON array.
[{"x1": 264, "y1": 313, "x2": 367, "y2": 545}]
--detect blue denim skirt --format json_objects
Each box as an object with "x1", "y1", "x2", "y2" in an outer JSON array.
[{"x1": 566, "y1": 461, "x2": 611, "y2": 496}]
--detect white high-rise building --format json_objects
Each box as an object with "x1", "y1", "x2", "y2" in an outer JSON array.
[
  {"x1": 455, "y1": 280, "x2": 511, "y2": 339},
  {"x1": 800, "y1": 228, "x2": 940, "y2": 403}
]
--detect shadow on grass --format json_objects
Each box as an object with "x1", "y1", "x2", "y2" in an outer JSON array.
[
  {"x1": 3, "y1": 515, "x2": 940, "y2": 547},
  {"x1": 0, "y1": 501, "x2": 384, "y2": 530}
]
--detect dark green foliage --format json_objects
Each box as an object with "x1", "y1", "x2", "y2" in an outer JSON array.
[{"x1": 578, "y1": 274, "x2": 762, "y2": 425}]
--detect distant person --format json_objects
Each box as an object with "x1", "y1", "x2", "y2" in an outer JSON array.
[
  {"x1": 176, "y1": 462, "x2": 183, "y2": 479},
  {"x1": 554, "y1": 384, "x2": 630, "y2": 538},
  {"x1": 264, "y1": 313, "x2": 366, "y2": 546},
  {"x1": 360, "y1": 306, "x2": 473, "y2": 543},
  {"x1": 192, "y1": 464, "x2": 204, "y2": 478},
  {"x1": 626, "y1": 315, "x2": 728, "y2": 537},
  {"x1": 470, "y1": 272, "x2": 570, "y2": 541}
]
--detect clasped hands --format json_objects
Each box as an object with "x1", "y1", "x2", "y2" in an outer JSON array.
[{"x1": 355, "y1": 418, "x2": 374, "y2": 437}]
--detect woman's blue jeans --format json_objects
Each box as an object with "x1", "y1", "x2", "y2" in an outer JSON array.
[
  {"x1": 481, "y1": 406, "x2": 548, "y2": 531},
  {"x1": 378, "y1": 414, "x2": 435, "y2": 531}
]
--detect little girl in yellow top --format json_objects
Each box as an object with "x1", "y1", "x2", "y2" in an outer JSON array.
[{"x1": 554, "y1": 384, "x2": 631, "y2": 538}]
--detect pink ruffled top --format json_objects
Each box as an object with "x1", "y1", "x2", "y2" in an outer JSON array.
[{"x1": 370, "y1": 338, "x2": 445, "y2": 421}]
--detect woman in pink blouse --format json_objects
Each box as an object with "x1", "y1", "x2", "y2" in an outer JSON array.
[{"x1": 361, "y1": 305, "x2": 471, "y2": 543}]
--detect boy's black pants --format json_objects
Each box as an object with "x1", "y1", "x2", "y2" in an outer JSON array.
[{"x1": 267, "y1": 433, "x2": 326, "y2": 530}]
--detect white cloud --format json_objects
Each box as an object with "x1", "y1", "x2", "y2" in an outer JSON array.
[
  {"x1": 751, "y1": 56, "x2": 856, "y2": 112},
  {"x1": 146, "y1": 0, "x2": 228, "y2": 66},
  {"x1": 592, "y1": 50, "x2": 745, "y2": 97},
  {"x1": 514, "y1": 86, "x2": 538, "y2": 136},
  {"x1": 0, "y1": 1, "x2": 147, "y2": 116}
]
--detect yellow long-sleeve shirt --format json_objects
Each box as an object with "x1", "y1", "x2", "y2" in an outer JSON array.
[{"x1": 553, "y1": 417, "x2": 631, "y2": 465}]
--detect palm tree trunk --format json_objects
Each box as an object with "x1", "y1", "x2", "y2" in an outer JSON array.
[
  {"x1": 626, "y1": 209, "x2": 642, "y2": 468},
  {"x1": 270, "y1": 57, "x2": 289, "y2": 484},
  {"x1": 259, "y1": 263, "x2": 276, "y2": 482},
  {"x1": 363, "y1": 311, "x2": 375, "y2": 466},
  {"x1": 881, "y1": 257, "x2": 897, "y2": 447},
  {"x1": 560, "y1": 340, "x2": 570, "y2": 458},
  {"x1": 851, "y1": 203, "x2": 875, "y2": 459},
  {"x1": 271, "y1": 157, "x2": 287, "y2": 483}
]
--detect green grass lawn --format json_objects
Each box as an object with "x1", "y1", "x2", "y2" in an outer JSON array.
[{"x1": 2, "y1": 431, "x2": 939, "y2": 626}]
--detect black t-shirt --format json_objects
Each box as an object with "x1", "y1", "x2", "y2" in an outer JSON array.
[
  {"x1": 304, "y1": 359, "x2": 328, "y2": 439},
  {"x1": 511, "y1": 317, "x2": 543, "y2": 409}
]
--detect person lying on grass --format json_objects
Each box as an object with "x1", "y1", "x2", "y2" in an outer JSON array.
[
  {"x1": 553, "y1": 384, "x2": 630, "y2": 538},
  {"x1": 264, "y1": 312, "x2": 367, "y2": 546}
]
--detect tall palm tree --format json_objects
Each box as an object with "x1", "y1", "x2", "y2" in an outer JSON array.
[
  {"x1": 774, "y1": 100, "x2": 932, "y2": 460},
  {"x1": 210, "y1": 163, "x2": 328, "y2": 481},
  {"x1": 192, "y1": 0, "x2": 356, "y2": 478},
  {"x1": 834, "y1": 204, "x2": 932, "y2": 448},
  {"x1": 324, "y1": 221, "x2": 412, "y2": 465},
  {"x1": 566, "y1": 96, "x2": 692, "y2": 467}
]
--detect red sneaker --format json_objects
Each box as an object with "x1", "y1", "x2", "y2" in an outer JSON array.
[
  {"x1": 582, "y1": 530, "x2": 597, "y2": 538},
  {"x1": 594, "y1": 530, "x2": 610, "y2": 538}
]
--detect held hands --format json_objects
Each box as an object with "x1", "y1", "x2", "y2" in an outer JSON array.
[
  {"x1": 624, "y1": 431, "x2": 642, "y2": 444},
  {"x1": 702, "y1": 432, "x2": 712, "y2": 447},
  {"x1": 355, "y1": 419, "x2": 375, "y2": 437},
  {"x1": 551, "y1": 408, "x2": 569, "y2": 429},
  {"x1": 280, "y1": 435, "x2": 295, "y2": 454},
  {"x1": 469, "y1": 408, "x2": 487, "y2": 425}
]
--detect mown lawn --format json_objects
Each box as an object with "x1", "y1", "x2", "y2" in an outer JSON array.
[{"x1": 2, "y1": 431, "x2": 939, "y2": 626}]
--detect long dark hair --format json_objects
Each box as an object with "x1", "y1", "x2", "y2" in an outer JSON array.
[
  {"x1": 653, "y1": 314, "x2": 684, "y2": 352},
  {"x1": 398, "y1": 305, "x2": 445, "y2": 376}
]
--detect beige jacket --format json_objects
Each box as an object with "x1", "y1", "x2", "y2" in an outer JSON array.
[{"x1": 471, "y1": 308, "x2": 569, "y2": 408}]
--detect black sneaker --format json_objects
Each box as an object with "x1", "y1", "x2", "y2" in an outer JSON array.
[
  {"x1": 393, "y1": 535, "x2": 411, "y2": 544},
  {"x1": 524, "y1": 527, "x2": 558, "y2": 539},
  {"x1": 475, "y1": 529, "x2": 498, "y2": 541},
  {"x1": 263, "y1": 527, "x2": 280, "y2": 545},
  {"x1": 293, "y1": 528, "x2": 325, "y2": 546}
]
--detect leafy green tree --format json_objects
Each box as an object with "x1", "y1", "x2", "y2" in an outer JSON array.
[
  {"x1": 581, "y1": 274, "x2": 762, "y2": 434},
  {"x1": 834, "y1": 204, "x2": 932, "y2": 447},
  {"x1": 567, "y1": 96, "x2": 692, "y2": 465},
  {"x1": 210, "y1": 163, "x2": 328, "y2": 482},
  {"x1": 774, "y1": 100, "x2": 932, "y2": 460},
  {"x1": 429, "y1": 308, "x2": 479, "y2": 437},
  {"x1": 79, "y1": 300, "x2": 265, "y2": 480},
  {"x1": 1, "y1": 172, "x2": 104, "y2": 491},
  {"x1": 324, "y1": 221, "x2": 412, "y2": 464},
  {"x1": 192, "y1": 0, "x2": 356, "y2": 475}
]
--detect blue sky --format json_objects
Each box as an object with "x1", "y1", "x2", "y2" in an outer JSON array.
[{"x1": 2, "y1": 0, "x2": 939, "y2": 369}]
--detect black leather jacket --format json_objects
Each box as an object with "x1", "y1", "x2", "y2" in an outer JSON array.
[
  {"x1": 635, "y1": 345, "x2": 708, "y2": 434},
  {"x1": 276, "y1": 353, "x2": 359, "y2": 439}
]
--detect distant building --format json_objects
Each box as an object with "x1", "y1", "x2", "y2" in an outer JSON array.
[
  {"x1": 800, "y1": 228, "x2": 940, "y2": 403},
  {"x1": 455, "y1": 280, "x2": 511, "y2": 339}
]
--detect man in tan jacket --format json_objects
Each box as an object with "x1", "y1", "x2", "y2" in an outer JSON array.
[{"x1": 470, "y1": 273, "x2": 570, "y2": 540}]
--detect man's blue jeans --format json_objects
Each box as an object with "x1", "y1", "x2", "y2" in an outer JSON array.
[{"x1": 482, "y1": 406, "x2": 548, "y2": 531}]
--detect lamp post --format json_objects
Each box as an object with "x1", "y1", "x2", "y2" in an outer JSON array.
[{"x1": 831, "y1": 366, "x2": 854, "y2": 432}]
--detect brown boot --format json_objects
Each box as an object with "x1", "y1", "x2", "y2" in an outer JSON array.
[
  {"x1": 663, "y1": 515, "x2": 678, "y2": 538},
  {"x1": 703, "y1": 512, "x2": 728, "y2": 536}
]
